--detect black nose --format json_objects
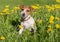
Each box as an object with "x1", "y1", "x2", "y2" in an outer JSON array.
[{"x1": 22, "y1": 13, "x2": 25, "y2": 16}]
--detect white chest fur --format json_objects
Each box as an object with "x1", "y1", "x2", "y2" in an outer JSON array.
[{"x1": 21, "y1": 17, "x2": 35, "y2": 28}]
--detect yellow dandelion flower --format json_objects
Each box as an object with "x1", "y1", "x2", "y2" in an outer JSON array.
[
  {"x1": 45, "y1": 5, "x2": 51, "y2": 12},
  {"x1": 55, "y1": 17, "x2": 60, "y2": 20},
  {"x1": 49, "y1": 15, "x2": 54, "y2": 21},
  {"x1": 47, "y1": 25, "x2": 52, "y2": 32},
  {"x1": 2, "y1": 8, "x2": 10, "y2": 14},
  {"x1": 51, "y1": 5, "x2": 55, "y2": 11},
  {"x1": 2, "y1": 8, "x2": 10, "y2": 15},
  {"x1": 39, "y1": 19, "x2": 43, "y2": 24},
  {"x1": 45, "y1": 5, "x2": 51, "y2": 9},
  {"x1": 5, "y1": 5, "x2": 9, "y2": 8},
  {"x1": 55, "y1": 24, "x2": 60, "y2": 28},
  {"x1": 2, "y1": 8, "x2": 9, "y2": 13},
  {"x1": 45, "y1": 5, "x2": 55, "y2": 12},
  {"x1": 0, "y1": 36, "x2": 5, "y2": 40},
  {"x1": 49, "y1": 15, "x2": 54, "y2": 24},
  {"x1": 18, "y1": 25, "x2": 23, "y2": 29},
  {"x1": 14, "y1": 6, "x2": 19, "y2": 10},
  {"x1": 31, "y1": 5, "x2": 38, "y2": 9},
  {"x1": 31, "y1": 5, "x2": 41, "y2": 9},
  {"x1": 49, "y1": 20, "x2": 54, "y2": 24},
  {"x1": 48, "y1": 8, "x2": 51, "y2": 12},
  {"x1": 47, "y1": 28, "x2": 52, "y2": 32},
  {"x1": 55, "y1": 4, "x2": 60, "y2": 9},
  {"x1": 56, "y1": 0, "x2": 60, "y2": 3}
]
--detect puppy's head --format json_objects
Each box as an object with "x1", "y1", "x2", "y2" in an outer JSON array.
[{"x1": 19, "y1": 5, "x2": 34, "y2": 19}]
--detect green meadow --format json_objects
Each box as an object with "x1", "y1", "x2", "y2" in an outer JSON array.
[{"x1": 0, "y1": 0, "x2": 60, "y2": 42}]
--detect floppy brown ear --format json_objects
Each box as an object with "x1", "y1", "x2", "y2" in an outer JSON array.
[
  {"x1": 19, "y1": 5, "x2": 24, "y2": 10},
  {"x1": 29, "y1": 6, "x2": 34, "y2": 12}
]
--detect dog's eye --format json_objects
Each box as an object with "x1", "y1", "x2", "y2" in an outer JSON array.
[
  {"x1": 21, "y1": 9, "x2": 24, "y2": 11},
  {"x1": 26, "y1": 10, "x2": 30, "y2": 12}
]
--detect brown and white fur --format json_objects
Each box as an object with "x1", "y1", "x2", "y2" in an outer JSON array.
[{"x1": 19, "y1": 5, "x2": 37, "y2": 35}]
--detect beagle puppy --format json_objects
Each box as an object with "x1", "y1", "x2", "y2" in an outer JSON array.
[{"x1": 19, "y1": 5, "x2": 37, "y2": 35}]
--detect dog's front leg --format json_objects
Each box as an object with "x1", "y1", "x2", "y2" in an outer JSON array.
[
  {"x1": 19, "y1": 28, "x2": 24, "y2": 35},
  {"x1": 31, "y1": 25, "x2": 37, "y2": 33}
]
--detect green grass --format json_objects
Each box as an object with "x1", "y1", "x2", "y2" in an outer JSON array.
[{"x1": 0, "y1": 0, "x2": 60, "y2": 42}]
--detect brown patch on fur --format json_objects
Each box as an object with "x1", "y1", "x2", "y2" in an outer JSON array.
[{"x1": 19, "y1": 5, "x2": 34, "y2": 12}]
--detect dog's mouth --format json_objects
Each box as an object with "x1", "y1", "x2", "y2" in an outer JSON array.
[
  {"x1": 21, "y1": 15, "x2": 30, "y2": 21},
  {"x1": 21, "y1": 16, "x2": 26, "y2": 21},
  {"x1": 21, "y1": 16, "x2": 26, "y2": 19}
]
